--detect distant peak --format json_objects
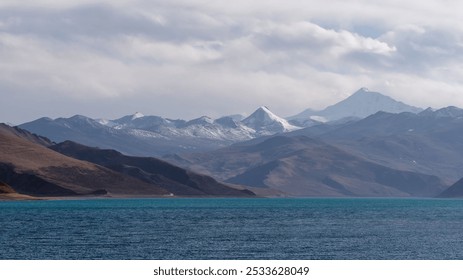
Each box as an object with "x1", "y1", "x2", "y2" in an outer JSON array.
[
  {"x1": 433, "y1": 106, "x2": 463, "y2": 118},
  {"x1": 354, "y1": 87, "x2": 373, "y2": 95},
  {"x1": 360, "y1": 87, "x2": 370, "y2": 92},
  {"x1": 245, "y1": 106, "x2": 280, "y2": 120},
  {"x1": 198, "y1": 116, "x2": 213, "y2": 121},
  {"x1": 255, "y1": 106, "x2": 271, "y2": 113},
  {"x1": 350, "y1": 88, "x2": 387, "y2": 99},
  {"x1": 69, "y1": 114, "x2": 90, "y2": 120},
  {"x1": 185, "y1": 115, "x2": 214, "y2": 126},
  {"x1": 243, "y1": 106, "x2": 300, "y2": 133},
  {"x1": 132, "y1": 112, "x2": 144, "y2": 120}
]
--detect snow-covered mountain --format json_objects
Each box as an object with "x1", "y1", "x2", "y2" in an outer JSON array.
[
  {"x1": 289, "y1": 88, "x2": 422, "y2": 124},
  {"x1": 242, "y1": 106, "x2": 300, "y2": 135},
  {"x1": 20, "y1": 107, "x2": 297, "y2": 156},
  {"x1": 18, "y1": 88, "x2": 424, "y2": 156}
]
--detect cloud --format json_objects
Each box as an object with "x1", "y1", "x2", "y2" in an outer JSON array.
[
  {"x1": 253, "y1": 21, "x2": 395, "y2": 54},
  {"x1": 379, "y1": 25, "x2": 463, "y2": 73},
  {"x1": 1, "y1": 1, "x2": 463, "y2": 124}
]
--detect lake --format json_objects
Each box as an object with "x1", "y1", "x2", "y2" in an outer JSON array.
[{"x1": 1, "y1": 198, "x2": 462, "y2": 259}]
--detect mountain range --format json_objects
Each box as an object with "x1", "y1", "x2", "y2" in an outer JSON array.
[
  {"x1": 6, "y1": 87, "x2": 463, "y2": 198},
  {"x1": 19, "y1": 106, "x2": 299, "y2": 156},
  {"x1": 288, "y1": 106, "x2": 463, "y2": 184},
  {"x1": 165, "y1": 105, "x2": 463, "y2": 197},
  {"x1": 19, "y1": 88, "x2": 420, "y2": 156}
]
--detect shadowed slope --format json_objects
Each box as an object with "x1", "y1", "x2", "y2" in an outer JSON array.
[
  {"x1": 51, "y1": 141, "x2": 254, "y2": 197},
  {"x1": 168, "y1": 135, "x2": 446, "y2": 197},
  {"x1": 0, "y1": 123, "x2": 169, "y2": 196},
  {"x1": 439, "y1": 178, "x2": 463, "y2": 198}
]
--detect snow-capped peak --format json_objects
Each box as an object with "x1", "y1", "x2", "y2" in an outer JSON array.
[
  {"x1": 184, "y1": 116, "x2": 214, "y2": 126},
  {"x1": 243, "y1": 106, "x2": 280, "y2": 125},
  {"x1": 245, "y1": 106, "x2": 283, "y2": 122},
  {"x1": 242, "y1": 106, "x2": 300, "y2": 134}
]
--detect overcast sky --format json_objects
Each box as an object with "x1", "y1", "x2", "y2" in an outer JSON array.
[{"x1": 2, "y1": 0, "x2": 463, "y2": 124}]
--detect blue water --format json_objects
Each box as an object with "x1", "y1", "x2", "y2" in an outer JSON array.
[{"x1": 0, "y1": 198, "x2": 462, "y2": 259}]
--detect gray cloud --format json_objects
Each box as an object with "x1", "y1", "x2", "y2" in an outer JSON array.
[
  {"x1": 380, "y1": 26, "x2": 463, "y2": 72},
  {"x1": 1, "y1": 1, "x2": 463, "y2": 124}
]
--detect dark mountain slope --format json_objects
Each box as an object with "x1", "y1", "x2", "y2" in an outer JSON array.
[
  {"x1": 314, "y1": 109, "x2": 463, "y2": 183},
  {"x1": 284, "y1": 108, "x2": 463, "y2": 183},
  {"x1": 439, "y1": 178, "x2": 463, "y2": 198},
  {"x1": 51, "y1": 141, "x2": 254, "y2": 197},
  {"x1": 167, "y1": 135, "x2": 446, "y2": 197}
]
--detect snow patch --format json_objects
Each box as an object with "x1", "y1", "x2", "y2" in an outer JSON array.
[
  {"x1": 310, "y1": 116, "x2": 328, "y2": 123},
  {"x1": 97, "y1": 119, "x2": 118, "y2": 127},
  {"x1": 132, "y1": 112, "x2": 144, "y2": 120}
]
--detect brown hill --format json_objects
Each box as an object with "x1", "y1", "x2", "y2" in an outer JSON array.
[
  {"x1": 0, "y1": 181, "x2": 15, "y2": 194},
  {"x1": 0, "y1": 123, "x2": 169, "y2": 197},
  {"x1": 0, "y1": 124, "x2": 253, "y2": 198}
]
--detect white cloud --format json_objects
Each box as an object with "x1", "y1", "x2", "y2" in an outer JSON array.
[
  {"x1": 1, "y1": 1, "x2": 463, "y2": 124},
  {"x1": 253, "y1": 21, "x2": 396, "y2": 55},
  {"x1": 115, "y1": 36, "x2": 223, "y2": 64}
]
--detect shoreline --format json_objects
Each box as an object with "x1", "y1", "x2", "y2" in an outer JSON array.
[
  {"x1": 1, "y1": 193, "x2": 462, "y2": 202},
  {"x1": 0, "y1": 193, "x2": 43, "y2": 201},
  {"x1": 0, "y1": 193, "x2": 266, "y2": 202}
]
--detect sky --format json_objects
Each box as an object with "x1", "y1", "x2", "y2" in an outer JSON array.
[{"x1": 2, "y1": 0, "x2": 463, "y2": 124}]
